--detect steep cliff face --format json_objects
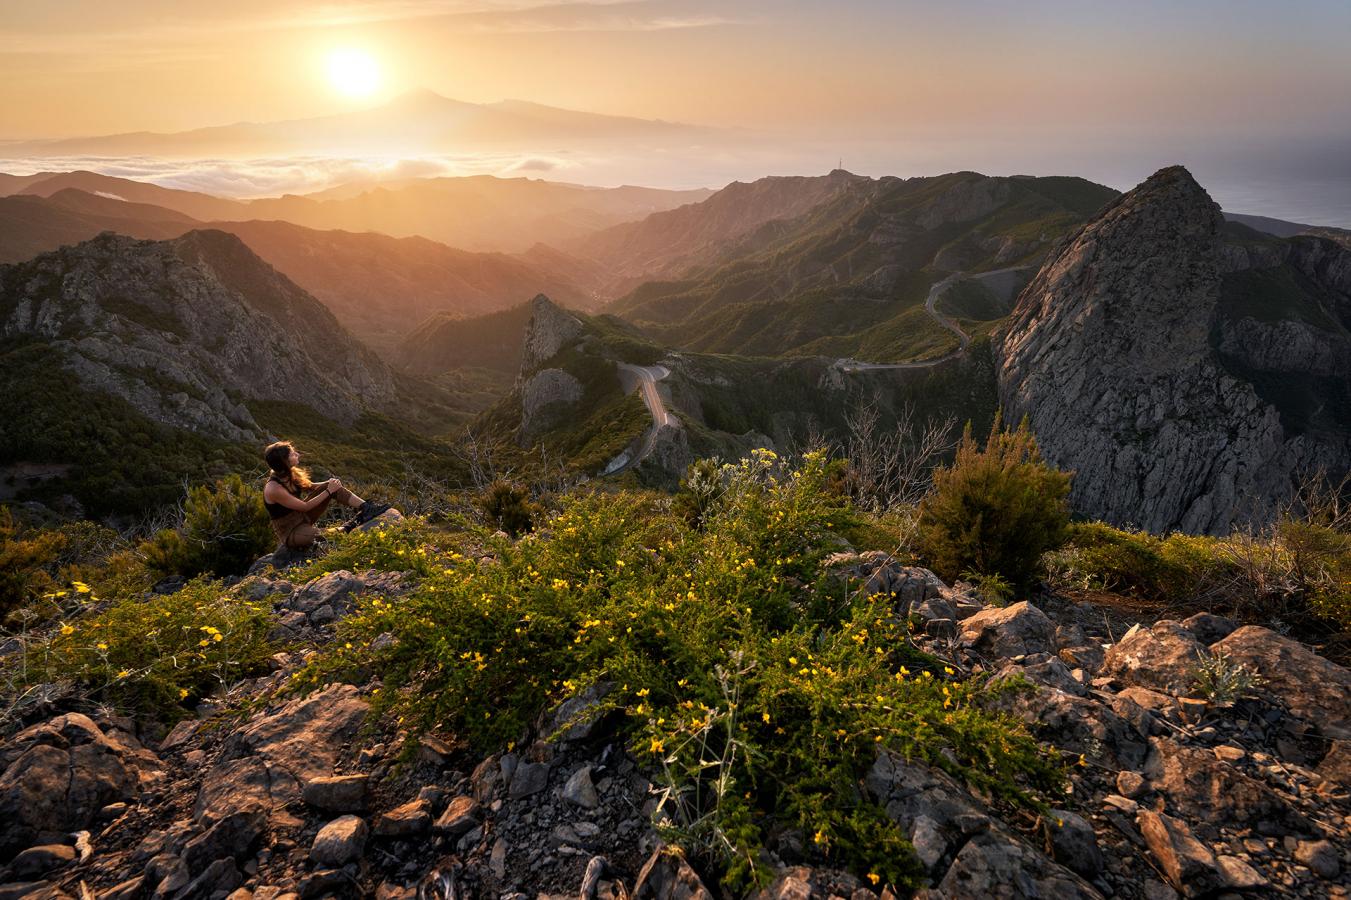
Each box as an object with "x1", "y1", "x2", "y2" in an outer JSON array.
[
  {"x1": 995, "y1": 166, "x2": 1350, "y2": 534},
  {"x1": 520, "y1": 293, "x2": 587, "y2": 373},
  {"x1": 0, "y1": 230, "x2": 398, "y2": 441}
]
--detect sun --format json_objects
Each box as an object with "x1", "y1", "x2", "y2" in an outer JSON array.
[{"x1": 326, "y1": 48, "x2": 381, "y2": 99}]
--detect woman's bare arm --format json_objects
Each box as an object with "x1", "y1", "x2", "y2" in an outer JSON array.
[{"x1": 264, "y1": 480, "x2": 332, "y2": 512}]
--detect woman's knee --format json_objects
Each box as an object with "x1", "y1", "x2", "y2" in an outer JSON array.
[{"x1": 286, "y1": 524, "x2": 319, "y2": 549}]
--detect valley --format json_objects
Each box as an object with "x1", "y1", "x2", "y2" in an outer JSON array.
[{"x1": 1, "y1": 159, "x2": 1349, "y2": 900}]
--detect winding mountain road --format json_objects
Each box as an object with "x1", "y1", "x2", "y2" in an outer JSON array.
[
  {"x1": 838, "y1": 266, "x2": 1026, "y2": 373},
  {"x1": 602, "y1": 363, "x2": 675, "y2": 474}
]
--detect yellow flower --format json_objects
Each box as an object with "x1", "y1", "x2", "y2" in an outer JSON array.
[
  {"x1": 60, "y1": 624, "x2": 75, "y2": 636},
  {"x1": 648, "y1": 737, "x2": 665, "y2": 754},
  {"x1": 116, "y1": 669, "x2": 130, "y2": 679},
  {"x1": 813, "y1": 830, "x2": 829, "y2": 846},
  {"x1": 96, "y1": 642, "x2": 108, "y2": 651},
  {"x1": 178, "y1": 688, "x2": 190, "y2": 700},
  {"x1": 72, "y1": 581, "x2": 91, "y2": 594},
  {"x1": 762, "y1": 712, "x2": 771, "y2": 724},
  {"x1": 867, "y1": 873, "x2": 881, "y2": 886},
  {"x1": 636, "y1": 688, "x2": 650, "y2": 697},
  {"x1": 944, "y1": 666, "x2": 956, "y2": 676}
]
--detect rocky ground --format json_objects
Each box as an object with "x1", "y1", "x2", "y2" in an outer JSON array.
[{"x1": 2, "y1": 545, "x2": 1348, "y2": 899}]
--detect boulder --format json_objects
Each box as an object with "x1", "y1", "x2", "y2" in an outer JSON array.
[
  {"x1": 935, "y1": 830, "x2": 1103, "y2": 899},
  {"x1": 509, "y1": 761, "x2": 551, "y2": 799},
  {"x1": 1137, "y1": 809, "x2": 1218, "y2": 895},
  {"x1": 1215, "y1": 855, "x2": 1267, "y2": 890},
  {"x1": 1101, "y1": 622, "x2": 1207, "y2": 696},
  {"x1": 302, "y1": 775, "x2": 369, "y2": 813},
  {"x1": 1318, "y1": 739, "x2": 1351, "y2": 785},
  {"x1": 1142, "y1": 737, "x2": 1304, "y2": 827},
  {"x1": 182, "y1": 808, "x2": 265, "y2": 875},
  {"x1": 1002, "y1": 684, "x2": 1148, "y2": 769},
  {"x1": 195, "y1": 684, "x2": 368, "y2": 825},
  {"x1": 8, "y1": 844, "x2": 78, "y2": 879},
  {"x1": 1180, "y1": 612, "x2": 1238, "y2": 645},
  {"x1": 287, "y1": 570, "x2": 406, "y2": 618},
  {"x1": 1048, "y1": 809, "x2": 1104, "y2": 878},
  {"x1": 310, "y1": 816, "x2": 368, "y2": 867},
  {"x1": 959, "y1": 602, "x2": 1055, "y2": 659},
  {"x1": 373, "y1": 799, "x2": 432, "y2": 837},
  {"x1": 1294, "y1": 839, "x2": 1340, "y2": 879},
  {"x1": 563, "y1": 766, "x2": 600, "y2": 809},
  {"x1": 889, "y1": 566, "x2": 948, "y2": 612},
  {"x1": 0, "y1": 714, "x2": 145, "y2": 857},
  {"x1": 432, "y1": 796, "x2": 480, "y2": 838},
  {"x1": 631, "y1": 848, "x2": 713, "y2": 900},
  {"x1": 1211, "y1": 626, "x2": 1351, "y2": 735}
]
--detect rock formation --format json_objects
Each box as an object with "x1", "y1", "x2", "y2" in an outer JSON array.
[{"x1": 996, "y1": 166, "x2": 1351, "y2": 533}]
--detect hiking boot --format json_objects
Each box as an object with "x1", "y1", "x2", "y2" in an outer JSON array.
[{"x1": 342, "y1": 500, "x2": 393, "y2": 532}]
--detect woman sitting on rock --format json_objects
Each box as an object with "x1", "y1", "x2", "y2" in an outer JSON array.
[{"x1": 262, "y1": 440, "x2": 385, "y2": 549}]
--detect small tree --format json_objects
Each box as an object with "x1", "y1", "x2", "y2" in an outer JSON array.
[
  {"x1": 917, "y1": 414, "x2": 1071, "y2": 590},
  {"x1": 477, "y1": 479, "x2": 539, "y2": 538},
  {"x1": 142, "y1": 475, "x2": 274, "y2": 578}
]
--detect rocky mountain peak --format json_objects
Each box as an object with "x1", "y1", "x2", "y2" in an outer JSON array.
[
  {"x1": 994, "y1": 165, "x2": 1344, "y2": 534},
  {"x1": 521, "y1": 294, "x2": 585, "y2": 372},
  {"x1": 0, "y1": 231, "x2": 397, "y2": 442}
]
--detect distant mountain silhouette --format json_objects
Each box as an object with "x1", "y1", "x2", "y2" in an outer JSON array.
[
  {"x1": 1, "y1": 169, "x2": 710, "y2": 252},
  {"x1": 1, "y1": 90, "x2": 718, "y2": 158}
]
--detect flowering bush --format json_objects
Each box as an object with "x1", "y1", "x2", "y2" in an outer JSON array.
[
  {"x1": 301, "y1": 451, "x2": 1062, "y2": 890},
  {"x1": 16, "y1": 579, "x2": 273, "y2": 719}
]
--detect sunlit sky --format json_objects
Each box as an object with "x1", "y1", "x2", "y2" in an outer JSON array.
[{"x1": 3, "y1": 0, "x2": 1350, "y2": 221}]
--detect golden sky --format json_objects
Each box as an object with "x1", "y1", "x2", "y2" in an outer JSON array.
[{"x1": 4, "y1": 0, "x2": 1349, "y2": 141}]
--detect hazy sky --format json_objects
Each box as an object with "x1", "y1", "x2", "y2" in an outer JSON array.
[{"x1": 3, "y1": 0, "x2": 1350, "y2": 220}]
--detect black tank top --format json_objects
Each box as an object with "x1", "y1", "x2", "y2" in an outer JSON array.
[{"x1": 264, "y1": 476, "x2": 302, "y2": 519}]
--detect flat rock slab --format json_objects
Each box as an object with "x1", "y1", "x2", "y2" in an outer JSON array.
[{"x1": 1211, "y1": 625, "x2": 1351, "y2": 735}]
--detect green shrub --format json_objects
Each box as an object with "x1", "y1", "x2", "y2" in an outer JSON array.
[
  {"x1": 917, "y1": 416, "x2": 1071, "y2": 590},
  {"x1": 299, "y1": 451, "x2": 1063, "y2": 891},
  {"x1": 1047, "y1": 518, "x2": 1351, "y2": 636},
  {"x1": 0, "y1": 507, "x2": 66, "y2": 619},
  {"x1": 141, "y1": 475, "x2": 274, "y2": 579},
  {"x1": 477, "y1": 479, "x2": 539, "y2": 538},
  {"x1": 16, "y1": 578, "x2": 274, "y2": 719},
  {"x1": 961, "y1": 570, "x2": 1014, "y2": 606}
]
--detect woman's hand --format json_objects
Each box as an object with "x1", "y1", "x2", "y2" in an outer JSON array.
[{"x1": 328, "y1": 478, "x2": 343, "y2": 493}]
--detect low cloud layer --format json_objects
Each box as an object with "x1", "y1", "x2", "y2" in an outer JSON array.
[{"x1": 0, "y1": 153, "x2": 588, "y2": 198}]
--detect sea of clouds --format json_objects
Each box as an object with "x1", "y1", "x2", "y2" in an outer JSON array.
[{"x1": 0, "y1": 152, "x2": 585, "y2": 198}]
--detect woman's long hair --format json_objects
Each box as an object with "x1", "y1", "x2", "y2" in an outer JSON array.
[{"x1": 264, "y1": 440, "x2": 313, "y2": 491}]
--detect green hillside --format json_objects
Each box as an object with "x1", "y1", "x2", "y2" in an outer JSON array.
[{"x1": 604, "y1": 173, "x2": 1118, "y2": 362}]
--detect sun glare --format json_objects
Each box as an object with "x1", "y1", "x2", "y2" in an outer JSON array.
[{"x1": 327, "y1": 48, "x2": 380, "y2": 99}]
